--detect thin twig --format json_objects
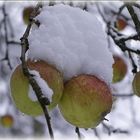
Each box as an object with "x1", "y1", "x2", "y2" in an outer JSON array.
[
  {"x1": 92, "y1": 128, "x2": 100, "y2": 138},
  {"x1": 7, "y1": 40, "x2": 20, "y2": 45},
  {"x1": 96, "y1": 3, "x2": 108, "y2": 23},
  {"x1": 128, "y1": 51, "x2": 137, "y2": 73},
  {"x1": 126, "y1": 3, "x2": 140, "y2": 35},
  {"x1": 107, "y1": 26, "x2": 140, "y2": 54},
  {"x1": 2, "y1": 4, "x2": 12, "y2": 69},
  {"x1": 119, "y1": 34, "x2": 140, "y2": 42},
  {"x1": 117, "y1": 4, "x2": 126, "y2": 18},
  {"x1": 102, "y1": 122, "x2": 129, "y2": 135},
  {"x1": 7, "y1": 15, "x2": 15, "y2": 38},
  {"x1": 133, "y1": 2, "x2": 140, "y2": 9},
  {"x1": 113, "y1": 93, "x2": 134, "y2": 97},
  {"x1": 20, "y1": 3, "x2": 54, "y2": 139},
  {"x1": 75, "y1": 127, "x2": 82, "y2": 140},
  {"x1": 102, "y1": 122, "x2": 112, "y2": 135}
]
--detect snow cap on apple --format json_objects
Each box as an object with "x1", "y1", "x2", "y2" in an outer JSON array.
[
  {"x1": 28, "y1": 4, "x2": 114, "y2": 84},
  {"x1": 15, "y1": 4, "x2": 114, "y2": 127}
]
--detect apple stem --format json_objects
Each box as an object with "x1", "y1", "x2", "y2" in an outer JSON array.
[
  {"x1": 20, "y1": 2, "x2": 54, "y2": 140},
  {"x1": 75, "y1": 127, "x2": 82, "y2": 140}
]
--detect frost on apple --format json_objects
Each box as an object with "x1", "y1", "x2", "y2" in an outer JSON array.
[{"x1": 26, "y1": 4, "x2": 114, "y2": 128}]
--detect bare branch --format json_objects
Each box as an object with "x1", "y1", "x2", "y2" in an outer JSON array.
[
  {"x1": 20, "y1": 3, "x2": 54, "y2": 139},
  {"x1": 126, "y1": 3, "x2": 140, "y2": 34},
  {"x1": 75, "y1": 127, "x2": 82, "y2": 140},
  {"x1": 102, "y1": 122, "x2": 129, "y2": 135},
  {"x1": 2, "y1": 4, "x2": 12, "y2": 69},
  {"x1": 92, "y1": 128, "x2": 100, "y2": 138},
  {"x1": 128, "y1": 51, "x2": 137, "y2": 73},
  {"x1": 7, "y1": 40, "x2": 20, "y2": 45},
  {"x1": 113, "y1": 93, "x2": 134, "y2": 98}
]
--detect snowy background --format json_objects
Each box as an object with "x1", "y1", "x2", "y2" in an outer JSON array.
[{"x1": 0, "y1": 1, "x2": 140, "y2": 140}]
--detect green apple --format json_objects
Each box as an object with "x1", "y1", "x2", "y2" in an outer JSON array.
[
  {"x1": 58, "y1": 74, "x2": 112, "y2": 128},
  {"x1": 112, "y1": 56, "x2": 127, "y2": 83},
  {"x1": 132, "y1": 71, "x2": 140, "y2": 97},
  {"x1": 10, "y1": 60, "x2": 63, "y2": 116}
]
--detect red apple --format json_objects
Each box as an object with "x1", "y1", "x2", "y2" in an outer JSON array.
[
  {"x1": 115, "y1": 18, "x2": 127, "y2": 31},
  {"x1": 58, "y1": 74, "x2": 112, "y2": 128}
]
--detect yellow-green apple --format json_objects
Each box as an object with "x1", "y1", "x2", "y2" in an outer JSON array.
[
  {"x1": 58, "y1": 74, "x2": 112, "y2": 128},
  {"x1": 0, "y1": 114, "x2": 14, "y2": 128},
  {"x1": 132, "y1": 71, "x2": 140, "y2": 97},
  {"x1": 22, "y1": 6, "x2": 34, "y2": 25},
  {"x1": 10, "y1": 60, "x2": 63, "y2": 116},
  {"x1": 112, "y1": 56, "x2": 127, "y2": 83}
]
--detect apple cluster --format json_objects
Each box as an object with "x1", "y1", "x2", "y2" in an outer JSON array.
[
  {"x1": 10, "y1": 4, "x2": 131, "y2": 129},
  {"x1": 10, "y1": 55, "x2": 130, "y2": 128}
]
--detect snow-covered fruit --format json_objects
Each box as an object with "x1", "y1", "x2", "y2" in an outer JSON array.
[
  {"x1": 28, "y1": 4, "x2": 114, "y2": 83},
  {"x1": 58, "y1": 74, "x2": 112, "y2": 128},
  {"x1": 112, "y1": 56, "x2": 127, "y2": 83},
  {"x1": 10, "y1": 60, "x2": 63, "y2": 116},
  {"x1": 132, "y1": 71, "x2": 140, "y2": 97},
  {"x1": 0, "y1": 114, "x2": 14, "y2": 128},
  {"x1": 22, "y1": 6, "x2": 34, "y2": 25},
  {"x1": 115, "y1": 18, "x2": 127, "y2": 31}
]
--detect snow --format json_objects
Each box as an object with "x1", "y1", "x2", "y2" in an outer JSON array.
[
  {"x1": 29, "y1": 70, "x2": 53, "y2": 102},
  {"x1": 28, "y1": 4, "x2": 114, "y2": 84}
]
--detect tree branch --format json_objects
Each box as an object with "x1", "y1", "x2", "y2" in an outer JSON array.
[
  {"x1": 126, "y1": 3, "x2": 140, "y2": 35},
  {"x1": 20, "y1": 3, "x2": 54, "y2": 139},
  {"x1": 2, "y1": 4, "x2": 13, "y2": 69},
  {"x1": 128, "y1": 51, "x2": 137, "y2": 73},
  {"x1": 102, "y1": 122, "x2": 129, "y2": 135},
  {"x1": 75, "y1": 127, "x2": 82, "y2": 140},
  {"x1": 113, "y1": 93, "x2": 134, "y2": 98}
]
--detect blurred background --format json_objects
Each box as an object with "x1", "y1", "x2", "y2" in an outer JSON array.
[{"x1": 0, "y1": 1, "x2": 140, "y2": 139}]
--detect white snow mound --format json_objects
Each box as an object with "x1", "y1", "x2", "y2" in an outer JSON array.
[{"x1": 28, "y1": 4, "x2": 114, "y2": 84}]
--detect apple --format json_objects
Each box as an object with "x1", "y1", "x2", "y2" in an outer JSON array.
[
  {"x1": 115, "y1": 18, "x2": 127, "y2": 31},
  {"x1": 0, "y1": 114, "x2": 14, "y2": 128},
  {"x1": 58, "y1": 74, "x2": 112, "y2": 128},
  {"x1": 112, "y1": 56, "x2": 127, "y2": 83},
  {"x1": 10, "y1": 60, "x2": 63, "y2": 116},
  {"x1": 22, "y1": 6, "x2": 34, "y2": 25},
  {"x1": 132, "y1": 71, "x2": 140, "y2": 97}
]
